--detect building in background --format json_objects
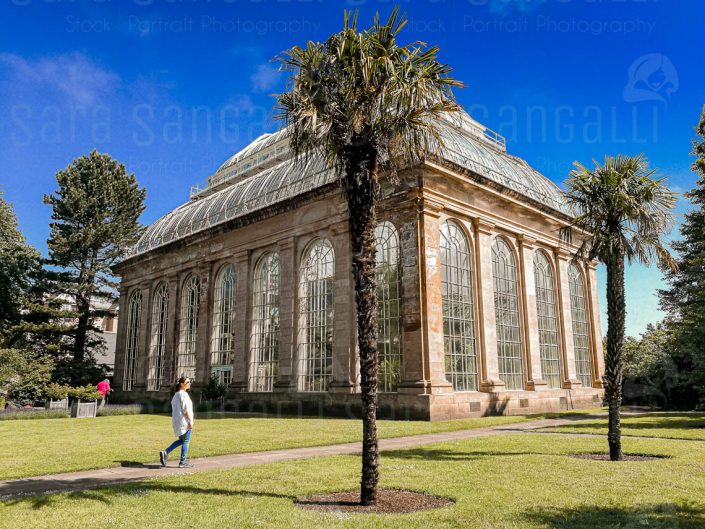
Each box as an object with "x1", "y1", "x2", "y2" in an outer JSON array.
[
  {"x1": 45, "y1": 294, "x2": 119, "y2": 376},
  {"x1": 112, "y1": 108, "x2": 604, "y2": 420}
]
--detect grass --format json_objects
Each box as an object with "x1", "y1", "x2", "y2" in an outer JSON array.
[
  {"x1": 2, "y1": 432, "x2": 705, "y2": 528},
  {"x1": 541, "y1": 412, "x2": 705, "y2": 440},
  {"x1": 0, "y1": 410, "x2": 600, "y2": 481}
]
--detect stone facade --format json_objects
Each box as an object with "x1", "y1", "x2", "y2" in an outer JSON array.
[{"x1": 113, "y1": 113, "x2": 604, "y2": 421}]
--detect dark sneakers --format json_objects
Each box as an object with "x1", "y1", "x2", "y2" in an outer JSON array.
[
  {"x1": 159, "y1": 450, "x2": 167, "y2": 467},
  {"x1": 178, "y1": 461, "x2": 193, "y2": 468}
]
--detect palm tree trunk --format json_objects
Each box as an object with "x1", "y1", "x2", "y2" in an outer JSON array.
[
  {"x1": 343, "y1": 139, "x2": 380, "y2": 505},
  {"x1": 605, "y1": 251, "x2": 625, "y2": 461}
]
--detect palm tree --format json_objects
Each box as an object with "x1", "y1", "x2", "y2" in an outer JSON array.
[
  {"x1": 276, "y1": 9, "x2": 461, "y2": 504},
  {"x1": 562, "y1": 154, "x2": 676, "y2": 461}
]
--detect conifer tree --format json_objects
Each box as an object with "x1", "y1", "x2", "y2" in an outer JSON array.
[
  {"x1": 0, "y1": 193, "x2": 57, "y2": 404},
  {"x1": 0, "y1": 192, "x2": 41, "y2": 332},
  {"x1": 660, "y1": 105, "x2": 705, "y2": 408},
  {"x1": 44, "y1": 150, "x2": 145, "y2": 384}
]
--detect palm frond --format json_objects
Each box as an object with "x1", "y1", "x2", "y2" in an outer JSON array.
[
  {"x1": 274, "y1": 8, "x2": 463, "y2": 184},
  {"x1": 561, "y1": 154, "x2": 677, "y2": 269}
]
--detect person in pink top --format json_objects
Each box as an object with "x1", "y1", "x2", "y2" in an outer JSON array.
[{"x1": 96, "y1": 379, "x2": 111, "y2": 407}]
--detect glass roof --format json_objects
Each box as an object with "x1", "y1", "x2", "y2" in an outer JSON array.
[{"x1": 126, "y1": 109, "x2": 571, "y2": 259}]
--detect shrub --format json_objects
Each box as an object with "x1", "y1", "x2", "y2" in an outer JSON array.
[
  {"x1": 0, "y1": 408, "x2": 69, "y2": 420},
  {"x1": 0, "y1": 348, "x2": 54, "y2": 405},
  {"x1": 201, "y1": 374, "x2": 227, "y2": 402},
  {"x1": 97, "y1": 404, "x2": 143, "y2": 416},
  {"x1": 45, "y1": 383, "x2": 71, "y2": 400},
  {"x1": 69, "y1": 385, "x2": 102, "y2": 402}
]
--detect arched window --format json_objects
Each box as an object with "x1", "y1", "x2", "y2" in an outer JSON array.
[
  {"x1": 492, "y1": 237, "x2": 524, "y2": 390},
  {"x1": 211, "y1": 264, "x2": 236, "y2": 385},
  {"x1": 250, "y1": 253, "x2": 280, "y2": 392},
  {"x1": 569, "y1": 262, "x2": 592, "y2": 387},
  {"x1": 440, "y1": 220, "x2": 478, "y2": 391},
  {"x1": 533, "y1": 251, "x2": 561, "y2": 388},
  {"x1": 147, "y1": 283, "x2": 169, "y2": 391},
  {"x1": 298, "y1": 239, "x2": 335, "y2": 392},
  {"x1": 375, "y1": 222, "x2": 402, "y2": 393},
  {"x1": 177, "y1": 274, "x2": 200, "y2": 381},
  {"x1": 123, "y1": 289, "x2": 142, "y2": 391}
]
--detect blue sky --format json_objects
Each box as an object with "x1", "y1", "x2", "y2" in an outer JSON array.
[{"x1": 0, "y1": 0, "x2": 702, "y2": 337}]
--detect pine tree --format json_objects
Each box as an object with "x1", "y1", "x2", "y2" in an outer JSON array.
[
  {"x1": 0, "y1": 192, "x2": 41, "y2": 332},
  {"x1": 44, "y1": 150, "x2": 146, "y2": 384},
  {"x1": 660, "y1": 105, "x2": 705, "y2": 409},
  {"x1": 0, "y1": 193, "x2": 58, "y2": 404}
]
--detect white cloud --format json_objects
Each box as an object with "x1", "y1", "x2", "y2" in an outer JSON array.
[
  {"x1": 249, "y1": 63, "x2": 280, "y2": 93},
  {"x1": 225, "y1": 94, "x2": 257, "y2": 114},
  {"x1": 0, "y1": 52, "x2": 119, "y2": 106}
]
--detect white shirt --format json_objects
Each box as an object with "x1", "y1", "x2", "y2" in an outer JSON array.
[{"x1": 171, "y1": 390, "x2": 194, "y2": 437}]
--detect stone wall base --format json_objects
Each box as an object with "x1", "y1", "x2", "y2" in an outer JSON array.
[
  {"x1": 422, "y1": 387, "x2": 604, "y2": 421},
  {"x1": 112, "y1": 386, "x2": 604, "y2": 421}
]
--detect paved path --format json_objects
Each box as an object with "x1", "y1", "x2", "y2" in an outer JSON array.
[{"x1": 0, "y1": 416, "x2": 588, "y2": 500}]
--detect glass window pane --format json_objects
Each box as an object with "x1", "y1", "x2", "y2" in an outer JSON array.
[
  {"x1": 298, "y1": 239, "x2": 335, "y2": 392},
  {"x1": 569, "y1": 263, "x2": 592, "y2": 387},
  {"x1": 440, "y1": 220, "x2": 478, "y2": 391},
  {"x1": 492, "y1": 237, "x2": 524, "y2": 390},
  {"x1": 533, "y1": 251, "x2": 561, "y2": 388},
  {"x1": 177, "y1": 274, "x2": 200, "y2": 381},
  {"x1": 250, "y1": 254, "x2": 280, "y2": 392},
  {"x1": 375, "y1": 222, "x2": 403, "y2": 393},
  {"x1": 123, "y1": 290, "x2": 142, "y2": 391},
  {"x1": 211, "y1": 264, "x2": 237, "y2": 378},
  {"x1": 147, "y1": 283, "x2": 169, "y2": 391}
]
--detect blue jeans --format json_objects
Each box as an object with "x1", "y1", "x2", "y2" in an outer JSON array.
[{"x1": 164, "y1": 429, "x2": 191, "y2": 464}]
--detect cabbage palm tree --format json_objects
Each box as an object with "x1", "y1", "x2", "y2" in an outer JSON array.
[
  {"x1": 276, "y1": 8, "x2": 461, "y2": 504},
  {"x1": 563, "y1": 154, "x2": 676, "y2": 461}
]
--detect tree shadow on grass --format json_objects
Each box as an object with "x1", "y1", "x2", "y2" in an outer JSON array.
[
  {"x1": 382, "y1": 448, "x2": 543, "y2": 461},
  {"x1": 523, "y1": 503, "x2": 705, "y2": 529},
  {"x1": 114, "y1": 461, "x2": 163, "y2": 469},
  {"x1": 545, "y1": 417, "x2": 705, "y2": 432},
  {"x1": 1, "y1": 482, "x2": 297, "y2": 510},
  {"x1": 618, "y1": 418, "x2": 705, "y2": 431}
]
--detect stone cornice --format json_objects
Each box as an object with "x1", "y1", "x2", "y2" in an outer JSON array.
[{"x1": 423, "y1": 159, "x2": 576, "y2": 225}]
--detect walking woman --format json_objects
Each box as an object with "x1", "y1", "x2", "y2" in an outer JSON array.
[{"x1": 160, "y1": 376, "x2": 195, "y2": 468}]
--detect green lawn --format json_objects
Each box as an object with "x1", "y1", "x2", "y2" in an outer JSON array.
[
  {"x1": 0, "y1": 411, "x2": 597, "y2": 481},
  {"x1": 541, "y1": 413, "x2": 705, "y2": 440},
  {"x1": 2, "y1": 433, "x2": 704, "y2": 528}
]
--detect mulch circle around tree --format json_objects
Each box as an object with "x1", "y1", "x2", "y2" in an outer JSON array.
[
  {"x1": 572, "y1": 452, "x2": 670, "y2": 462},
  {"x1": 296, "y1": 489, "x2": 454, "y2": 515}
]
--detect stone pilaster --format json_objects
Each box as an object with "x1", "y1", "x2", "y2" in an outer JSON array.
[
  {"x1": 474, "y1": 218, "x2": 504, "y2": 391},
  {"x1": 554, "y1": 248, "x2": 582, "y2": 388},
  {"x1": 518, "y1": 237, "x2": 547, "y2": 389},
  {"x1": 330, "y1": 221, "x2": 356, "y2": 393},
  {"x1": 421, "y1": 196, "x2": 452, "y2": 394},
  {"x1": 231, "y1": 251, "x2": 250, "y2": 392},
  {"x1": 398, "y1": 194, "x2": 452, "y2": 395},
  {"x1": 195, "y1": 266, "x2": 212, "y2": 386},
  {"x1": 397, "y1": 196, "x2": 429, "y2": 394},
  {"x1": 274, "y1": 241, "x2": 295, "y2": 392},
  {"x1": 586, "y1": 260, "x2": 605, "y2": 388}
]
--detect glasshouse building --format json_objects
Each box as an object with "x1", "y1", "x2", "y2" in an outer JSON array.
[{"x1": 112, "y1": 108, "x2": 605, "y2": 420}]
